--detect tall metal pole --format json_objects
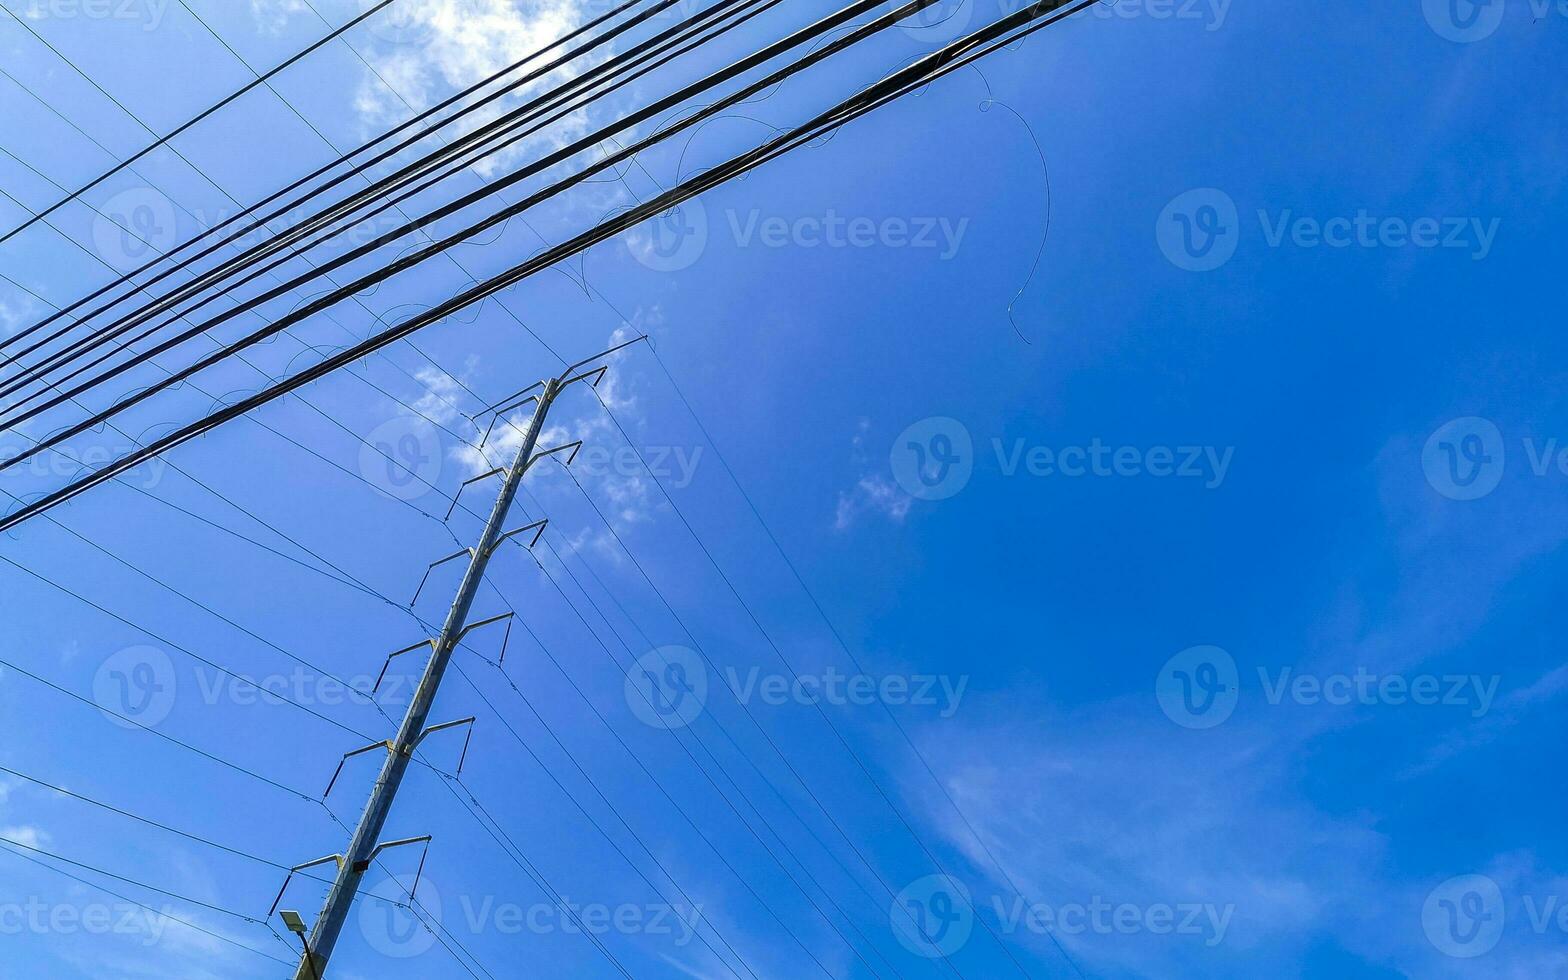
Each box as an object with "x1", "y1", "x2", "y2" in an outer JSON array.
[{"x1": 292, "y1": 377, "x2": 560, "y2": 979}]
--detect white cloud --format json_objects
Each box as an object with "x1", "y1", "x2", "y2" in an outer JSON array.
[
  {"x1": 248, "y1": 0, "x2": 307, "y2": 34},
  {"x1": 833, "y1": 474, "x2": 912, "y2": 530},
  {"x1": 894, "y1": 423, "x2": 1568, "y2": 977},
  {"x1": 0, "y1": 824, "x2": 51, "y2": 849},
  {"x1": 354, "y1": 0, "x2": 594, "y2": 171},
  {"x1": 1403, "y1": 662, "x2": 1568, "y2": 778},
  {"x1": 410, "y1": 362, "x2": 473, "y2": 428},
  {"x1": 834, "y1": 419, "x2": 914, "y2": 529},
  {"x1": 0, "y1": 292, "x2": 39, "y2": 338}
]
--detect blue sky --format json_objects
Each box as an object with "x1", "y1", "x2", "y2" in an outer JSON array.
[{"x1": 0, "y1": 0, "x2": 1565, "y2": 977}]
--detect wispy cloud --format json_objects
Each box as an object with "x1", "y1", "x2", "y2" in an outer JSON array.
[
  {"x1": 834, "y1": 419, "x2": 913, "y2": 529},
  {"x1": 834, "y1": 474, "x2": 911, "y2": 530},
  {"x1": 0, "y1": 292, "x2": 39, "y2": 338},
  {"x1": 894, "y1": 422, "x2": 1568, "y2": 977},
  {"x1": 0, "y1": 824, "x2": 51, "y2": 849}
]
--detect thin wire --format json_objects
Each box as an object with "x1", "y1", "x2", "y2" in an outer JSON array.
[
  {"x1": 0, "y1": 0, "x2": 405, "y2": 246},
  {"x1": 0, "y1": 0, "x2": 931, "y2": 448},
  {"x1": 0, "y1": 841, "x2": 295, "y2": 966}
]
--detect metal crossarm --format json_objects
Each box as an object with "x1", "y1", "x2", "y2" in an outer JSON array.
[
  {"x1": 489, "y1": 519, "x2": 549, "y2": 556},
  {"x1": 416, "y1": 717, "x2": 477, "y2": 778},
  {"x1": 323, "y1": 741, "x2": 394, "y2": 800},
  {"x1": 444, "y1": 467, "x2": 505, "y2": 520},
  {"x1": 410, "y1": 548, "x2": 473, "y2": 606},
  {"x1": 372, "y1": 640, "x2": 435, "y2": 695},
  {"x1": 269, "y1": 854, "x2": 344, "y2": 919},
  {"x1": 293, "y1": 339, "x2": 645, "y2": 979},
  {"x1": 526, "y1": 440, "x2": 583, "y2": 474}
]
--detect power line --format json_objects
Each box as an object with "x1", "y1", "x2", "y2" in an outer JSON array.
[
  {"x1": 0, "y1": 0, "x2": 964, "y2": 527},
  {"x1": 0, "y1": 0, "x2": 773, "y2": 413},
  {"x1": 0, "y1": 838, "x2": 296, "y2": 967},
  {"x1": 0, "y1": 0, "x2": 650, "y2": 355},
  {"x1": 0, "y1": 0, "x2": 679, "y2": 380},
  {"x1": 648, "y1": 345, "x2": 1093, "y2": 979},
  {"x1": 0, "y1": 0, "x2": 929, "y2": 445},
  {"x1": 0, "y1": 0, "x2": 406, "y2": 246}
]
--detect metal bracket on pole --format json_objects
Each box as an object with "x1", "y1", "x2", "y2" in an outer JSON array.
[
  {"x1": 474, "y1": 381, "x2": 544, "y2": 420},
  {"x1": 410, "y1": 548, "x2": 474, "y2": 607},
  {"x1": 473, "y1": 334, "x2": 646, "y2": 449},
  {"x1": 444, "y1": 468, "x2": 505, "y2": 521},
  {"x1": 525, "y1": 440, "x2": 583, "y2": 475},
  {"x1": 457, "y1": 612, "x2": 515, "y2": 665},
  {"x1": 357, "y1": 835, "x2": 432, "y2": 878},
  {"x1": 292, "y1": 338, "x2": 650, "y2": 979},
  {"x1": 372, "y1": 640, "x2": 435, "y2": 695},
  {"x1": 414, "y1": 717, "x2": 477, "y2": 778},
  {"x1": 487, "y1": 518, "x2": 548, "y2": 557},
  {"x1": 269, "y1": 854, "x2": 344, "y2": 918},
  {"x1": 323, "y1": 741, "x2": 394, "y2": 800},
  {"x1": 478, "y1": 391, "x2": 541, "y2": 449},
  {"x1": 560, "y1": 365, "x2": 609, "y2": 390}
]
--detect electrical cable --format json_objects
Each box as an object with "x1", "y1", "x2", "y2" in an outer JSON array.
[
  {"x1": 0, "y1": 0, "x2": 943, "y2": 476},
  {"x1": 0, "y1": 839, "x2": 295, "y2": 966},
  {"x1": 0, "y1": 0, "x2": 650, "y2": 354},
  {"x1": 0, "y1": 0, "x2": 406, "y2": 245},
  {"x1": 0, "y1": 0, "x2": 783, "y2": 408}
]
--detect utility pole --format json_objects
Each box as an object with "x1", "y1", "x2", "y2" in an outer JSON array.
[{"x1": 285, "y1": 340, "x2": 640, "y2": 979}]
